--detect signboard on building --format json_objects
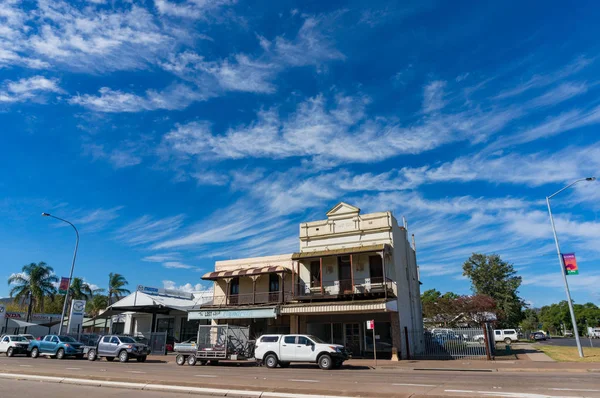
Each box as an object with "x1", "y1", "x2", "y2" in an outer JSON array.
[
  {"x1": 137, "y1": 285, "x2": 194, "y2": 300},
  {"x1": 366, "y1": 320, "x2": 375, "y2": 330},
  {"x1": 188, "y1": 307, "x2": 277, "y2": 320},
  {"x1": 562, "y1": 253, "x2": 579, "y2": 275},
  {"x1": 67, "y1": 300, "x2": 86, "y2": 333},
  {"x1": 58, "y1": 277, "x2": 70, "y2": 294},
  {"x1": 5, "y1": 312, "x2": 61, "y2": 321},
  {"x1": 0, "y1": 304, "x2": 5, "y2": 324}
]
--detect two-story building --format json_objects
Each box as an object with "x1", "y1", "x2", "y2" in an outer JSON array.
[{"x1": 188, "y1": 202, "x2": 424, "y2": 359}]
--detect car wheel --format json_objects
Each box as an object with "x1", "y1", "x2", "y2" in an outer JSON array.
[
  {"x1": 30, "y1": 348, "x2": 39, "y2": 358},
  {"x1": 119, "y1": 350, "x2": 129, "y2": 363},
  {"x1": 140, "y1": 356, "x2": 147, "y2": 363},
  {"x1": 56, "y1": 348, "x2": 65, "y2": 360},
  {"x1": 279, "y1": 362, "x2": 290, "y2": 368},
  {"x1": 88, "y1": 350, "x2": 97, "y2": 361},
  {"x1": 187, "y1": 355, "x2": 197, "y2": 366},
  {"x1": 504, "y1": 338, "x2": 512, "y2": 345},
  {"x1": 176, "y1": 354, "x2": 186, "y2": 366},
  {"x1": 318, "y1": 354, "x2": 333, "y2": 370},
  {"x1": 6, "y1": 347, "x2": 14, "y2": 357},
  {"x1": 265, "y1": 354, "x2": 278, "y2": 369},
  {"x1": 106, "y1": 357, "x2": 114, "y2": 362}
]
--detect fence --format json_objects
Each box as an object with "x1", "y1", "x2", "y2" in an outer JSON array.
[{"x1": 408, "y1": 325, "x2": 495, "y2": 360}]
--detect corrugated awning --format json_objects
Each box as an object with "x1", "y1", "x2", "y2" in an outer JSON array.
[
  {"x1": 280, "y1": 299, "x2": 396, "y2": 315},
  {"x1": 201, "y1": 265, "x2": 291, "y2": 281},
  {"x1": 292, "y1": 244, "x2": 387, "y2": 260}
]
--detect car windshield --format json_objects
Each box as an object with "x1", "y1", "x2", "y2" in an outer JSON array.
[
  {"x1": 119, "y1": 337, "x2": 136, "y2": 343},
  {"x1": 306, "y1": 335, "x2": 327, "y2": 344},
  {"x1": 12, "y1": 336, "x2": 28, "y2": 342},
  {"x1": 58, "y1": 336, "x2": 77, "y2": 342}
]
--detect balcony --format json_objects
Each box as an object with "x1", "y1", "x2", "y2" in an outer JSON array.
[
  {"x1": 294, "y1": 277, "x2": 396, "y2": 301},
  {"x1": 202, "y1": 291, "x2": 293, "y2": 308}
]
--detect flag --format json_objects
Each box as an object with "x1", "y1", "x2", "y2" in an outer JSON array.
[
  {"x1": 562, "y1": 253, "x2": 579, "y2": 275},
  {"x1": 59, "y1": 277, "x2": 70, "y2": 294}
]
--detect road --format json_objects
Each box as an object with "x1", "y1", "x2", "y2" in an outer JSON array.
[
  {"x1": 537, "y1": 338, "x2": 600, "y2": 348},
  {"x1": 1, "y1": 355, "x2": 599, "y2": 397}
]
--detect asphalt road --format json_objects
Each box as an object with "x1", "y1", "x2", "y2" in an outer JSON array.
[
  {"x1": 1, "y1": 355, "x2": 599, "y2": 397},
  {"x1": 537, "y1": 338, "x2": 600, "y2": 348}
]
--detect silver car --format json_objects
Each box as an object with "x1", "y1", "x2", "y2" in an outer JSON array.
[{"x1": 87, "y1": 335, "x2": 150, "y2": 363}]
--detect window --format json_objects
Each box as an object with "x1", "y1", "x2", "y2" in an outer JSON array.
[
  {"x1": 2, "y1": 337, "x2": 8, "y2": 343},
  {"x1": 495, "y1": 331, "x2": 501, "y2": 336},
  {"x1": 230, "y1": 278, "x2": 239, "y2": 295},
  {"x1": 310, "y1": 261, "x2": 321, "y2": 287},
  {"x1": 102, "y1": 336, "x2": 111, "y2": 343},
  {"x1": 269, "y1": 273, "x2": 280, "y2": 292},
  {"x1": 504, "y1": 330, "x2": 515, "y2": 335},
  {"x1": 44, "y1": 336, "x2": 52, "y2": 342},
  {"x1": 369, "y1": 255, "x2": 384, "y2": 282},
  {"x1": 284, "y1": 336, "x2": 296, "y2": 344},
  {"x1": 260, "y1": 336, "x2": 279, "y2": 343},
  {"x1": 51, "y1": 336, "x2": 59, "y2": 343},
  {"x1": 297, "y1": 336, "x2": 310, "y2": 345},
  {"x1": 110, "y1": 337, "x2": 119, "y2": 344}
]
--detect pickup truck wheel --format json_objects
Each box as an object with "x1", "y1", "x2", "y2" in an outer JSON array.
[
  {"x1": 265, "y1": 354, "x2": 278, "y2": 369},
  {"x1": 88, "y1": 350, "x2": 97, "y2": 361},
  {"x1": 56, "y1": 348, "x2": 65, "y2": 360},
  {"x1": 187, "y1": 355, "x2": 197, "y2": 366},
  {"x1": 176, "y1": 354, "x2": 186, "y2": 366},
  {"x1": 504, "y1": 338, "x2": 512, "y2": 345},
  {"x1": 30, "y1": 348, "x2": 39, "y2": 358},
  {"x1": 318, "y1": 354, "x2": 333, "y2": 370},
  {"x1": 6, "y1": 347, "x2": 14, "y2": 357},
  {"x1": 119, "y1": 350, "x2": 129, "y2": 363},
  {"x1": 106, "y1": 357, "x2": 114, "y2": 362}
]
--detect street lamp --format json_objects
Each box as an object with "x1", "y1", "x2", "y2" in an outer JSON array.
[
  {"x1": 42, "y1": 213, "x2": 79, "y2": 335},
  {"x1": 546, "y1": 177, "x2": 596, "y2": 358}
]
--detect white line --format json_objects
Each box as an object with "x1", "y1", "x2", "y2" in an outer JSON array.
[
  {"x1": 126, "y1": 371, "x2": 146, "y2": 374},
  {"x1": 18, "y1": 365, "x2": 32, "y2": 367},
  {"x1": 65, "y1": 368, "x2": 81, "y2": 370},
  {"x1": 445, "y1": 390, "x2": 582, "y2": 398},
  {"x1": 550, "y1": 388, "x2": 600, "y2": 392},
  {"x1": 289, "y1": 379, "x2": 320, "y2": 383},
  {"x1": 194, "y1": 374, "x2": 217, "y2": 378},
  {"x1": 393, "y1": 383, "x2": 436, "y2": 387}
]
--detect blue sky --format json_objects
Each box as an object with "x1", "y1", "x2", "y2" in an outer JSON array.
[{"x1": 1, "y1": 0, "x2": 600, "y2": 308}]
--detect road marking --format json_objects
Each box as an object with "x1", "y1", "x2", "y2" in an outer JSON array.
[
  {"x1": 445, "y1": 390, "x2": 581, "y2": 398},
  {"x1": 550, "y1": 388, "x2": 600, "y2": 392},
  {"x1": 65, "y1": 368, "x2": 81, "y2": 370},
  {"x1": 289, "y1": 379, "x2": 319, "y2": 383},
  {"x1": 393, "y1": 383, "x2": 436, "y2": 387},
  {"x1": 127, "y1": 371, "x2": 146, "y2": 374},
  {"x1": 19, "y1": 365, "x2": 32, "y2": 367},
  {"x1": 194, "y1": 374, "x2": 217, "y2": 378}
]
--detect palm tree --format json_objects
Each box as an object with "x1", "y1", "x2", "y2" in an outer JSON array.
[
  {"x1": 8, "y1": 262, "x2": 58, "y2": 321},
  {"x1": 69, "y1": 277, "x2": 105, "y2": 300},
  {"x1": 86, "y1": 295, "x2": 109, "y2": 317},
  {"x1": 107, "y1": 273, "x2": 130, "y2": 305}
]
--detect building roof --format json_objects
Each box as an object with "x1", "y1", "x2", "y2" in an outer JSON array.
[
  {"x1": 101, "y1": 290, "x2": 211, "y2": 316},
  {"x1": 292, "y1": 244, "x2": 388, "y2": 260},
  {"x1": 201, "y1": 265, "x2": 291, "y2": 280}
]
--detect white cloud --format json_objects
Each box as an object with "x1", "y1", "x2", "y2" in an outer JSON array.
[
  {"x1": 162, "y1": 280, "x2": 213, "y2": 294},
  {"x1": 69, "y1": 84, "x2": 208, "y2": 113},
  {"x1": 528, "y1": 82, "x2": 588, "y2": 108},
  {"x1": 68, "y1": 207, "x2": 123, "y2": 233},
  {"x1": 83, "y1": 143, "x2": 142, "y2": 169},
  {"x1": 191, "y1": 171, "x2": 229, "y2": 186},
  {"x1": 0, "y1": 76, "x2": 62, "y2": 103},
  {"x1": 422, "y1": 80, "x2": 446, "y2": 113},
  {"x1": 142, "y1": 253, "x2": 181, "y2": 262},
  {"x1": 163, "y1": 261, "x2": 195, "y2": 269},
  {"x1": 116, "y1": 214, "x2": 185, "y2": 246},
  {"x1": 154, "y1": 0, "x2": 235, "y2": 20}
]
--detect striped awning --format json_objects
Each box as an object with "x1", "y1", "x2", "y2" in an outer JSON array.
[{"x1": 202, "y1": 266, "x2": 290, "y2": 281}]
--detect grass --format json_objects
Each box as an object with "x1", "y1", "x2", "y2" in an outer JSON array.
[{"x1": 537, "y1": 345, "x2": 600, "y2": 362}]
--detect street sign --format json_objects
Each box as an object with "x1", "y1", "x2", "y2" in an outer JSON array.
[
  {"x1": 366, "y1": 320, "x2": 375, "y2": 330},
  {"x1": 562, "y1": 253, "x2": 579, "y2": 275}
]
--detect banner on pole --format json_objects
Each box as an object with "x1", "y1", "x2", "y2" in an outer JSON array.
[
  {"x1": 562, "y1": 253, "x2": 579, "y2": 275},
  {"x1": 58, "y1": 277, "x2": 70, "y2": 294},
  {"x1": 366, "y1": 320, "x2": 374, "y2": 330},
  {"x1": 67, "y1": 300, "x2": 86, "y2": 333}
]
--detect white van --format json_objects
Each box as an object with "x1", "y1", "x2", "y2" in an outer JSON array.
[{"x1": 493, "y1": 329, "x2": 519, "y2": 344}]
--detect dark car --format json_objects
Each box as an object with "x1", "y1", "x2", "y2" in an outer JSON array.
[{"x1": 530, "y1": 332, "x2": 546, "y2": 341}]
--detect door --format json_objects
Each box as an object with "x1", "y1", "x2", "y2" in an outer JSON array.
[
  {"x1": 40, "y1": 336, "x2": 51, "y2": 352},
  {"x1": 0, "y1": 336, "x2": 9, "y2": 353},
  {"x1": 295, "y1": 336, "x2": 315, "y2": 361},
  {"x1": 109, "y1": 336, "x2": 120, "y2": 355},
  {"x1": 48, "y1": 336, "x2": 59, "y2": 353},
  {"x1": 338, "y1": 256, "x2": 352, "y2": 293},
  {"x1": 279, "y1": 335, "x2": 296, "y2": 361},
  {"x1": 494, "y1": 330, "x2": 502, "y2": 342},
  {"x1": 344, "y1": 323, "x2": 361, "y2": 355},
  {"x1": 99, "y1": 336, "x2": 111, "y2": 355}
]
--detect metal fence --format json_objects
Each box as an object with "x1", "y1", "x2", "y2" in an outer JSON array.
[{"x1": 409, "y1": 325, "x2": 495, "y2": 360}]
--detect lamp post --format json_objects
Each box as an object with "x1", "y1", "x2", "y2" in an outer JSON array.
[
  {"x1": 546, "y1": 177, "x2": 596, "y2": 358},
  {"x1": 42, "y1": 213, "x2": 79, "y2": 335}
]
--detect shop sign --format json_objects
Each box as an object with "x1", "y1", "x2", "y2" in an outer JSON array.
[
  {"x1": 137, "y1": 285, "x2": 194, "y2": 300},
  {"x1": 188, "y1": 308, "x2": 277, "y2": 320}
]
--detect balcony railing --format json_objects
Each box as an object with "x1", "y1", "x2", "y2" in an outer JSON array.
[
  {"x1": 295, "y1": 277, "x2": 395, "y2": 299},
  {"x1": 202, "y1": 291, "x2": 294, "y2": 307}
]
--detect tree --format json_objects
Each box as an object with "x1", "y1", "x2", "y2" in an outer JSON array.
[
  {"x1": 463, "y1": 253, "x2": 524, "y2": 328},
  {"x1": 422, "y1": 289, "x2": 497, "y2": 327},
  {"x1": 107, "y1": 273, "x2": 130, "y2": 304},
  {"x1": 8, "y1": 262, "x2": 58, "y2": 320},
  {"x1": 86, "y1": 295, "x2": 109, "y2": 317},
  {"x1": 69, "y1": 277, "x2": 104, "y2": 300},
  {"x1": 520, "y1": 308, "x2": 540, "y2": 332}
]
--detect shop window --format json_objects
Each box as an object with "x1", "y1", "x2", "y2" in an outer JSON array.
[
  {"x1": 310, "y1": 261, "x2": 321, "y2": 287},
  {"x1": 369, "y1": 255, "x2": 384, "y2": 283}
]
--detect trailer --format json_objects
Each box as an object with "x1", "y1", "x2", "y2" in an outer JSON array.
[{"x1": 175, "y1": 324, "x2": 254, "y2": 366}]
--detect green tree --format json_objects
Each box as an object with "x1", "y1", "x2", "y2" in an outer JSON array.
[
  {"x1": 463, "y1": 253, "x2": 524, "y2": 328},
  {"x1": 86, "y1": 295, "x2": 109, "y2": 317},
  {"x1": 8, "y1": 262, "x2": 58, "y2": 320},
  {"x1": 520, "y1": 308, "x2": 540, "y2": 332},
  {"x1": 107, "y1": 273, "x2": 130, "y2": 305},
  {"x1": 69, "y1": 277, "x2": 104, "y2": 300}
]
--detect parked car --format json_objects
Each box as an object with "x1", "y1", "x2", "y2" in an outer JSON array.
[
  {"x1": 28, "y1": 335, "x2": 85, "y2": 359},
  {"x1": 87, "y1": 335, "x2": 150, "y2": 363},
  {"x1": 19, "y1": 334, "x2": 35, "y2": 341},
  {"x1": 529, "y1": 332, "x2": 546, "y2": 341},
  {"x1": 0, "y1": 335, "x2": 31, "y2": 357},
  {"x1": 254, "y1": 334, "x2": 349, "y2": 370},
  {"x1": 474, "y1": 329, "x2": 519, "y2": 344}
]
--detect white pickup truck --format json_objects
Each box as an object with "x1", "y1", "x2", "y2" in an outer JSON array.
[{"x1": 254, "y1": 334, "x2": 349, "y2": 370}]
